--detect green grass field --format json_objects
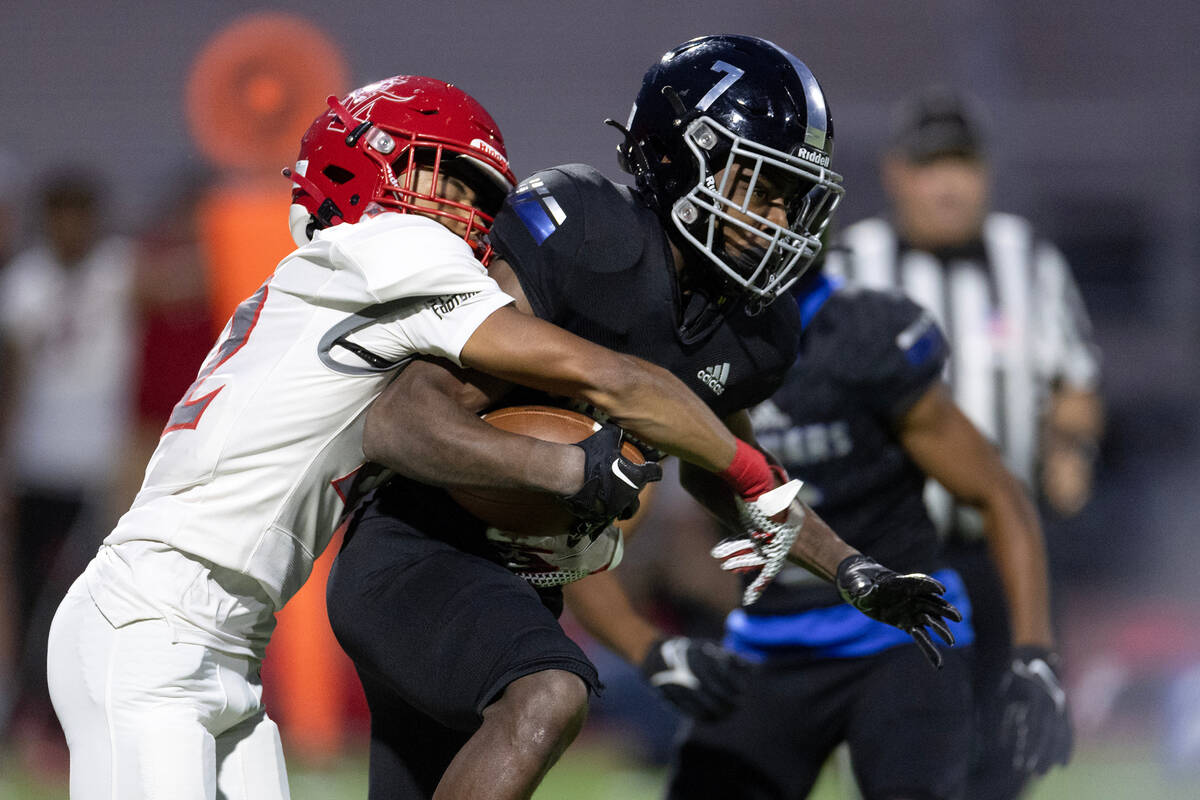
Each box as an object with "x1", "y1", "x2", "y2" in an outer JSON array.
[
  {"x1": 5, "y1": 737, "x2": 1199, "y2": 800},
  {"x1": 528, "y1": 740, "x2": 1200, "y2": 800}
]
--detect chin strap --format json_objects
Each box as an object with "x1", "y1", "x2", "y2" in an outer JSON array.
[
  {"x1": 604, "y1": 118, "x2": 646, "y2": 177},
  {"x1": 281, "y1": 167, "x2": 344, "y2": 230}
]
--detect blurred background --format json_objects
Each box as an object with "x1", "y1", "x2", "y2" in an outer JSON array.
[{"x1": 0, "y1": 1, "x2": 1197, "y2": 798}]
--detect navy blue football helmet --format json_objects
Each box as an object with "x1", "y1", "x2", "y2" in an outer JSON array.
[{"x1": 613, "y1": 35, "x2": 844, "y2": 310}]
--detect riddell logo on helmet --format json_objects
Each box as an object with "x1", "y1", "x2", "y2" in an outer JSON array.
[
  {"x1": 793, "y1": 146, "x2": 831, "y2": 168},
  {"x1": 471, "y1": 138, "x2": 507, "y2": 166}
]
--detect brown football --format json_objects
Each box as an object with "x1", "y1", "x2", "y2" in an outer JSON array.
[{"x1": 446, "y1": 405, "x2": 644, "y2": 536}]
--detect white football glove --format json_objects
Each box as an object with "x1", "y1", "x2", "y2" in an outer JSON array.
[{"x1": 710, "y1": 479, "x2": 805, "y2": 605}]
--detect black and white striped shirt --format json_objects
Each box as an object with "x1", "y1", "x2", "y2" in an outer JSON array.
[{"x1": 825, "y1": 212, "x2": 1101, "y2": 539}]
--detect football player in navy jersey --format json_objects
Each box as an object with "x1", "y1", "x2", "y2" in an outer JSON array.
[
  {"x1": 567, "y1": 256, "x2": 1069, "y2": 799},
  {"x1": 647, "y1": 260, "x2": 1067, "y2": 799},
  {"x1": 828, "y1": 88, "x2": 1094, "y2": 800},
  {"x1": 326, "y1": 36, "x2": 960, "y2": 800}
]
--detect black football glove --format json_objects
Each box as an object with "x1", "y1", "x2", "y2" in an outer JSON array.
[
  {"x1": 640, "y1": 636, "x2": 754, "y2": 721},
  {"x1": 562, "y1": 423, "x2": 661, "y2": 526},
  {"x1": 835, "y1": 555, "x2": 962, "y2": 669},
  {"x1": 999, "y1": 645, "x2": 1073, "y2": 775}
]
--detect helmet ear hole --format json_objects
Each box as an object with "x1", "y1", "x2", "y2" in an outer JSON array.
[{"x1": 322, "y1": 165, "x2": 355, "y2": 184}]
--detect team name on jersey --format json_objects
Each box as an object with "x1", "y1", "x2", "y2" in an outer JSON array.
[
  {"x1": 425, "y1": 291, "x2": 480, "y2": 319},
  {"x1": 756, "y1": 420, "x2": 853, "y2": 467}
]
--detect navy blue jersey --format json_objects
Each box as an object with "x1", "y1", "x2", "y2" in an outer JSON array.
[
  {"x1": 488, "y1": 164, "x2": 801, "y2": 419},
  {"x1": 749, "y1": 282, "x2": 949, "y2": 612}
]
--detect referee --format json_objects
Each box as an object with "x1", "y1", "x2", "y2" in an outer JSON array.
[{"x1": 827, "y1": 87, "x2": 1103, "y2": 800}]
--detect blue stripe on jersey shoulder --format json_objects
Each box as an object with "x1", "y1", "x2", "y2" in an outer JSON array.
[
  {"x1": 794, "y1": 273, "x2": 843, "y2": 329},
  {"x1": 511, "y1": 197, "x2": 556, "y2": 245},
  {"x1": 903, "y1": 319, "x2": 944, "y2": 367},
  {"x1": 723, "y1": 568, "x2": 973, "y2": 660}
]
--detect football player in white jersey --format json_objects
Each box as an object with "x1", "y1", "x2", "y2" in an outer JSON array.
[{"x1": 45, "y1": 75, "x2": 828, "y2": 800}]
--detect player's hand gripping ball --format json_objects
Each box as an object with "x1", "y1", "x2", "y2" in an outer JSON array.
[{"x1": 446, "y1": 405, "x2": 658, "y2": 536}]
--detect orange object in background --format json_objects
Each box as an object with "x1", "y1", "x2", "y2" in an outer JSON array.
[
  {"x1": 186, "y1": 10, "x2": 350, "y2": 328},
  {"x1": 184, "y1": 11, "x2": 363, "y2": 759},
  {"x1": 196, "y1": 180, "x2": 293, "y2": 326},
  {"x1": 185, "y1": 12, "x2": 349, "y2": 174}
]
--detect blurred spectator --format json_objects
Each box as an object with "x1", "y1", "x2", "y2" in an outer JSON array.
[
  {"x1": 0, "y1": 169, "x2": 137, "y2": 767},
  {"x1": 826, "y1": 86, "x2": 1104, "y2": 800},
  {"x1": 118, "y1": 171, "x2": 215, "y2": 508}
]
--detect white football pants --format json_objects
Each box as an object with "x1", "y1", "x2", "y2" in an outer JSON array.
[{"x1": 47, "y1": 576, "x2": 290, "y2": 800}]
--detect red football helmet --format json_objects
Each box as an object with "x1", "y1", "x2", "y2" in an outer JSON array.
[{"x1": 284, "y1": 75, "x2": 517, "y2": 262}]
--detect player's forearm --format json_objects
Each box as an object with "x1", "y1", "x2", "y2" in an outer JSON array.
[
  {"x1": 943, "y1": 421, "x2": 1054, "y2": 645},
  {"x1": 370, "y1": 421, "x2": 583, "y2": 494},
  {"x1": 364, "y1": 363, "x2": 584, "y2": 495},
  {"x1": 681, "y1": 462, "x2": 858, "y2": 584},
  {"x1": 460, "y1": 308, "x2": 738, "y2": 474},
  {"x1": 784, "y1": 506, "x2": 859, "y2": 582},
  {"x1": 563, "y1": 572, "x2": 661, "y2": 665},
  {"x1": 899, "y1": 385, "x2": 1056, "y2": 646},
  {"x1": 580, "y1": 354, "x2": 738, "y2": 474},
  {"x1": 981, "y1": 476, "x2": 1055, "y2": 648}
]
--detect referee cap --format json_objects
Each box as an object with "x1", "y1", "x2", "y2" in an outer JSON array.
[{"x1": 888, "y1": 86, "x2": 987, "y2": 163}]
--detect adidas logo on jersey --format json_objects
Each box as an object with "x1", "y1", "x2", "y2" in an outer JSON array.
[{"x1": 697, "y1": 362, "x2": 730, "y2": 395}]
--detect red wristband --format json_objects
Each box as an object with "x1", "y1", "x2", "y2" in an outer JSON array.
[{"x1": 717, "y1": 439, "x2": 774, "y2": 500}]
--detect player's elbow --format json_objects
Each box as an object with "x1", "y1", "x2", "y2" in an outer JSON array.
[
  {"x1": 982, "y1": 469, "x2": 1031, "y2": 512},
  {"x1": 975, "y1": 471, "x2": 1042, "y2": 538}
]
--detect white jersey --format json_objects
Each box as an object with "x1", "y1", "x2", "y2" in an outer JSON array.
[{"x1": 101, "y1": 213, "x2": 513, "y2": 609}]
